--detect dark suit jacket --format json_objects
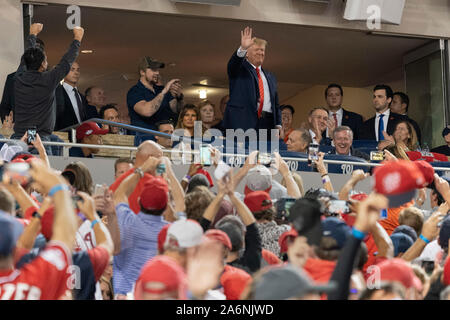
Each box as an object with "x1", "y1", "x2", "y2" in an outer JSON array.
[
  {"x1": 341, "y1": 109, "x2": 364, "y2": 140},
  {"x1": 54, "y1": 84, "x2": 87, "y2": 131},
  {"x1": 223, "y1": 51, "x2": 281, "y2": 131},
  {"x1": 0, "y1": 72, "x2": 15, "y2": 122},
  {"x1": 359, "y1": 111, "x2": 406, "y2": 141},
  {"x1": 328, "y1": 147, "x2": 370, "y2": 161}
]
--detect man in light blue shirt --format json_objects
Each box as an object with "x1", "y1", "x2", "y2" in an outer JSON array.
[{"x1": 111, "y1": 156, "x2": 169, "y2": 297}]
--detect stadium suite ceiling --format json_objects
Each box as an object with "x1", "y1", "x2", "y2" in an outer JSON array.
[{"x1": 32, "y1": 4, "x2": 429, "y2": 108}]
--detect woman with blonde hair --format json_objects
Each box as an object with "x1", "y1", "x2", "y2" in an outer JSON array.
[{"x1": 378, "y1": 120, "x2": 418, "y2": 160}]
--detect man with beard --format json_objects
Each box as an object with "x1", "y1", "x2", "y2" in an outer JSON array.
[
  {"x1": 69, "y1": 121, "x2": 108, "y2": 158},
  {"x1": 359, "y1": 84, "x2": 405, "y2": 141},
  {"x1": 127, "y1": 57, "x2": 183, "y2": 137}
]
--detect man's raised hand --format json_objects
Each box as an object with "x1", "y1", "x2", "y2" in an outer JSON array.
[
  {"x1": 240, "y1": 26, "x2": 255, "y2": 51},
  {"x1": 30, "y1": 23, "x2": 43, "y2": 36},
  {"x1": 73, "y1": 26, "x2": 84, "y2": 42}
]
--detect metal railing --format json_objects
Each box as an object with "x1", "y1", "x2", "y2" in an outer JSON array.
[
  {"x1": 60, "y1": 118, "x2": 185, "y2": 143},
  {"x1": 2, "y1": 137, "x2": 450, "y2": 172}
]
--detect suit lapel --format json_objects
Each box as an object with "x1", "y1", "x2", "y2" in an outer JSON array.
[{"x1": 62, "y1": 88, "x2": 78, "y2": 122}]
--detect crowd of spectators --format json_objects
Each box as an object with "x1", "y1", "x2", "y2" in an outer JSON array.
[{"x1": 0, "y1": 132, "x2": 449, "y2": 300}]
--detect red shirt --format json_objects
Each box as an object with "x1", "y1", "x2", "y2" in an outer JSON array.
[
  {"x1": 283, "y1": 129, "x2": 294, "y2": 144},
  {"x1": 109, "y1": 168, "x2": 153, "y2": 214},
  {"x1": 0, "y1": 242, "x2": 71, "y2": 300},
  {"x1": 303, "y1": 258, "x2": 336, "y2": 284}
]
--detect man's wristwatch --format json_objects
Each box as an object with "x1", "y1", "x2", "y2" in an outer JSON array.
[{"x1": 134, "y1": 167, "x2": 144, "y2": 178}]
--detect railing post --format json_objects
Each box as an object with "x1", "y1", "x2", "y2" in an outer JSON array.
[{"x1": 71, "y1": 129, "x2": 77, "y2": 143}]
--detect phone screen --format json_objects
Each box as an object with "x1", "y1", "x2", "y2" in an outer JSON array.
[
  {"x1": 257, "y1": 152, "x2": 272, "y2": 167},
  {"x1": 328, "y1": 200, "x2": 350, "y2": 215},
  {"x1": 27, "y1": 129, "x2": 36, "y2": 144},
  {"x1": 284, "y1": 198, "x2": 296, "y2": 215},
  {"x1": 94, "y1": 184, "x2": 106, "y2": 196},
  {"x1": 308, "y1": 144, "x2": 319, "y2": 162},
  {"x1": 370, "y1": 151, "x2": 385, "y2": 161},
  {"x1": 200, "y1": 145, "x2": 212, "y2": 166}
]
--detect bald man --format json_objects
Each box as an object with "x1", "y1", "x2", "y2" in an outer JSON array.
[{"x1": 109, "y1": 140, "x2": 163, "y2": 214}]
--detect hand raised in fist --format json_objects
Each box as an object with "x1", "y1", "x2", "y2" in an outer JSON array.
[
  {"x1": 73, "y1": 26, "x2": 84, "y2": 42},
  {"x1": 30, "y1": 23, "x2": 43, "y2": 36}
]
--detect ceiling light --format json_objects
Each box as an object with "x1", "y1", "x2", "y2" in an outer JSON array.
[
  {"x1": 81, "y1": 50, "x2": 94, "y2": 54},
  {"x1": 199, "y1": 89, "x2": 207, "y2": 99}
]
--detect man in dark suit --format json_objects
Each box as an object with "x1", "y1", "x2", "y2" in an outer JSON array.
[
  {"x1": 328, "y1": 126, "x2": 369, "y2": 161},
  {"x1": 324, "y1": 83, "x2": 363, "y2": 140},
  {"x1": 390, "y1": 91, "x2": 422, "y2": 144},
  {"x1": 54, "y1": 61, "x2": 88, "y2": 131},
  {"x1": 359, "y1": 84, "x2": 405, "y2": 141},
  {"x1": 223, "y1": 27, "x2": 281, "y2": 138}
]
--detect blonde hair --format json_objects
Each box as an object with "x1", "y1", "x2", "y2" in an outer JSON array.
[{"x1": 254, "y1": 38, "x2": 268, "y2": 47}]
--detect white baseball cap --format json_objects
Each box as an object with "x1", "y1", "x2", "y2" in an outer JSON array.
[{"x1": 164, "y1": 219, "x2": 204, "y2": 249}]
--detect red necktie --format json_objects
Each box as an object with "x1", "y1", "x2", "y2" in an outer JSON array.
[
  {"x1": 333, "y1": 113, "x2": 338, "y2": 126},
  {"x1": 256, "y1": 68, "x2": 264, "y2": 118}
]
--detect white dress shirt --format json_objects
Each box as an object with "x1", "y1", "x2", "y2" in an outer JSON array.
[
  {"x1": 375, "y1": 109, "x2": 390, "y2": 141},
  {"x1": 62, "y1": 82, "x2": 82, "y2": 123}
]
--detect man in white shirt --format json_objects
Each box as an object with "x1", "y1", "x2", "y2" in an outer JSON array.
[
  {"x1": 325, "y1": 83, "x2": 363, "y2": 140},
  {"x1": 55, "y1": 61, "x2": 87, "y2": 131},
  {"x1": 307, "y1": 107, "x2": 332, "y2": 146}
]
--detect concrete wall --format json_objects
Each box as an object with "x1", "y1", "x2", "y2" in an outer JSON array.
[
  {"x1": 0, "y1": 0, "x2": 23, "y2": 101},
  {"x1": 24, "y1": 0, "x2": 450, "y2": 39}
]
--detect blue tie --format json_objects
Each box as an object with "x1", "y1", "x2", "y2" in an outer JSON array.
[{"x1": 378, "y1": 114, "x2": 384, "y2": 141}]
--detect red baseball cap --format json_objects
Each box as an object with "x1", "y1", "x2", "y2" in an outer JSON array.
[
  {"x1": 195, "y1": 168, "x2": 214, "y2": 188},
  {"x1": 244, "y1": 191, "x2": 273, "y2": 213},
  {"x1": 139, "y1": 177, "x2": 169, "y2": 211},
  {"x1": 76, "y1": 121, "x2": 108, "y2": 141},
  {"x1": 377, "y1": 258, "x2": 423, "y2": 291},
  {"x1": 134, "y1": 255, "x2": 187, "y2": 300},
  {"x1": 412, "y1": 160, "x2": 435, "y2": 187},
  {"x1": 221, "y1": 265, "x2": 252, "y2": 300},
  {"x1": 204, "y1": 229, "x2": 232, "y2": 250},
  {"x1": 11, "y1": 153, "x2": 36, "y2": 163},
  {"x1": 157, "y1": 224, "x2": 171, "y2": 254},
  {"x1": 350, "y1": 193, "x2": 368, "y2": 202},
  {"x1": 278, "y1": 229, "x2": 298, "y2": 254},
  {"x1": 373, "y1": 160, "x2": 425, "y2": 208}
]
